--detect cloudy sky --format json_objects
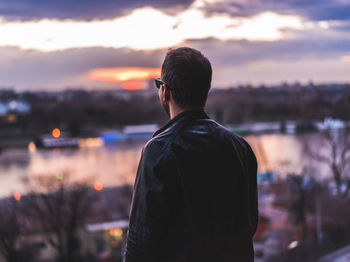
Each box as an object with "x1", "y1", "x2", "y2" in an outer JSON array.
[{"x1": 0, "y1": 0, "x2": 349, "y2": 90}]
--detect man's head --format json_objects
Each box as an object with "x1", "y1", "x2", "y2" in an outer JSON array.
[{"x1": 158, "y1": 47, "x2": 212, "y2": 116}]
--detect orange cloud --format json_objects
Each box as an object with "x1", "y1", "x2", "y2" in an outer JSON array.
[{"x1": 88, "y1": 67, "x2": 160, "y2": 83}]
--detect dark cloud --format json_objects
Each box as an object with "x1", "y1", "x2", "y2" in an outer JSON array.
[
  {"x1": 202, "y1": 1, "x2": 260, "y2": 18},
  {"x1": 1, "y1": 0, "x2": 349, "y2": 26},
  {"x1": 203, "y1": 0, "x2": 350, "y2": 22},
  {"x1": 0, "y1": 0, "x2": 194, "y2": 21},
  {"x1": 271, "y1": 0, "x2": 350, "y2": 21},
  {"x1": 1, "y1": 0, "x2": 349, "y2": 24},
  {"x1": 0, "y1": 47, "x2": 165, "y2": 89},
  {"x1": 184, "y1": 33, "x2": 350, "y2": 68}
]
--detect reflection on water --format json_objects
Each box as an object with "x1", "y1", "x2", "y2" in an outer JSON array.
[
  {"x1": 0, "y1": 133, "x2": 329, "y2": 198},
  {"x1": 246, "y1": 134, "x2": 303, "y2": 175},
  {"x1": 0, "y1": 141, "x2": 144, "y2": 197}
]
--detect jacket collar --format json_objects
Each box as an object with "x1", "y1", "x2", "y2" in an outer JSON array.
[{"x1": 152, "y1": 109, "x2": 210, "y2": 138}]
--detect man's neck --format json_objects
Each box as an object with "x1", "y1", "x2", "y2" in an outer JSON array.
[
  {"x1": 169, "y1": 104, "x2": 204, "y2": 119},
  {"x1": 169, "y1": 105, "x2": 184, "y2": 120}
]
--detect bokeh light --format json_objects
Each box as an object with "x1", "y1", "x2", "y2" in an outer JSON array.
[{"x1": 52, "y1": 128, "x2": 61, "y2": 138}]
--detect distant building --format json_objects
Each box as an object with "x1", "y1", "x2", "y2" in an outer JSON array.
[
  {"x1": 0, "y1": 102, "x2": 7, "y2": 116},
  {"x1": 0, "y1": 100, "x2": 31, "y2": 116},
  {"x1": 323, "y1": 117, "x2": 346, "y2": 130},
  {"x1": 123, "y1": 124, "x2": 159, "y2": 139},
  {"x1": 7, "y1": 100, "x2": 31, "y2": 114}
]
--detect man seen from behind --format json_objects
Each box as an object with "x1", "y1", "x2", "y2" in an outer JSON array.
[{"x1": 123, "y1": 47, "x2": 258, "y2": 262}]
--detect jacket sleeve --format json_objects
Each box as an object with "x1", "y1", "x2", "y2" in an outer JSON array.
[
  {"x1": 123, "y1": 142, "x2": 173, "y2": 262},
  {"x1": 246, "y1": 142, "x2": 259, "y2": 237}
]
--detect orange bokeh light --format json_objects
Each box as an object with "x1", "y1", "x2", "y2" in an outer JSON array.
[
  {"x1": 14, "y1": 191, "x2": 21, "y2": 201},
  {"x1": 88, "y1": 67, "x2": 160, "y2": 83},
  {"x1": 52, "y1": 128, "x2": 61, "y2": 138},
  {"x1": 109, "y1": 228, "x2": 123, "y2": 237},
  {"x1": 94, "y1": 182, "x2": 103, "y2": 191},
  {"x1": 7, "y1": 114, "x2": 17, "y2": 122}
]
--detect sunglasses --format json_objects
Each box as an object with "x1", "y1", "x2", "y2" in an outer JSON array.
[{"x1": 154, "y1": 78, "x2": 171, "y2": 90}]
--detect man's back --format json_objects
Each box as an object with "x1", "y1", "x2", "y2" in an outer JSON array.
[{"x1": 124, "y1": 109, "x2": 258, "y2": 262}]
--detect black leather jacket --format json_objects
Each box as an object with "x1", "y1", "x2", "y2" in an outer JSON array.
[{"x1": 123, "y1": 109, "x2": 258, "y2": 262}]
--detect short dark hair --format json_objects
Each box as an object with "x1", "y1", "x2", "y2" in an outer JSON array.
[{"x1": 161, "y1": 47, "x2": 212, "y2": 108}]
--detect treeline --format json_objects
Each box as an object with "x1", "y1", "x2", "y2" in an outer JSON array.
[
  {"x1": 2, "y1": 84, "x2": 350, "y2": 136},
  {"x1": 206, "y1": 85, "x2": 350, "y2": 123}
]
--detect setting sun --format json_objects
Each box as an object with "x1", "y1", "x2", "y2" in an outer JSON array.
[
  {"x1": 14, "y1": 191, "x2": 21, "y2": 201},
  {"x1": 94, "y1": 182, "x2": 103, "y2": 191},
  {"x1": 122, "y1": 81, "x2": 145, "y2": 90},
  {"x1": 88, "y1": 67, "x2": 160, "y2": 83}
]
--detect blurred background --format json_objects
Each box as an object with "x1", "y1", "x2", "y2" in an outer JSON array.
[{"x1": 0, "y1": 0, "x2": 350, "y2": 261}]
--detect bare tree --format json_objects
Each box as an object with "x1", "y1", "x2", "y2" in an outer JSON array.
[
  {"x1": 303, "y1": 128, "x2": 350, "y2": 198},
  {"x1": 0, "y1": 200, "x2": 20, "y2": 262},
  {"x1": 21, "y1": 173, "x2": 98, "y2": 262}
]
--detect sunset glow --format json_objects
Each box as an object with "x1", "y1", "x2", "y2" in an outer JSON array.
[
  {"x1": 0, "y1": 0, "x2": 305, "y2": 52},
  {"x1": 88, "y1": 67, "x2": 160, "y2": 83},
  {"x1": 0, "y1": 0, "x2": 348, "y2": 87}
]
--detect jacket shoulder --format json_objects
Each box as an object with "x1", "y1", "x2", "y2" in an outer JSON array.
[
  {"x1": 141, "y1": 135, "x2": 174, "y2": 169},
  {"x1": 206, "y1": 119, "x2": 257, "y2": 162}
]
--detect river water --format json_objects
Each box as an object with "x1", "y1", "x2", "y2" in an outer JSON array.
[{"x1": 0, "y1": 132, "x2": 331, "y2": 198}]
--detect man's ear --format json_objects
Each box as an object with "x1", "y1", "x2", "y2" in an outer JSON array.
[{"x1": 164, "y1": 85, "x2": 171, "y2": 101}]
